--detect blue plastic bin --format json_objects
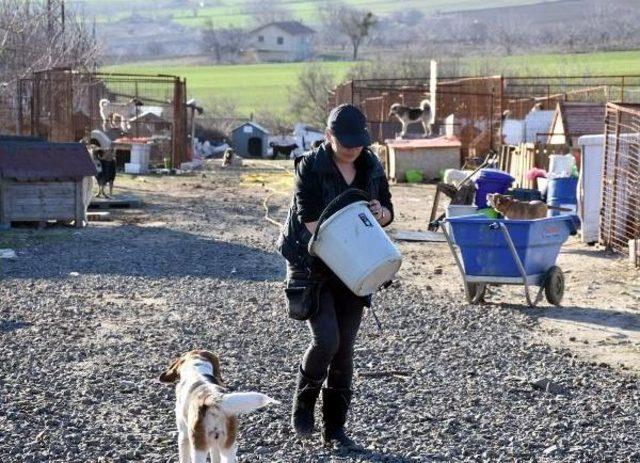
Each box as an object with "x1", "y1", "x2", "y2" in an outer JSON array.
[
  {"x1": 447, "y1": 215, "x2": 577, "y2": 277},
  {"x1": 475, "y1": 169, "x2": 514, "y2": 209},
  {"x1": 547, "y1": 177, "x2": 578, "y2": 216}
]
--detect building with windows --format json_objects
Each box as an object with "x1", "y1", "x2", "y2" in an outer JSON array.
[{"x1": 248, "y1": 21, "x2": 315, "y2": 62}]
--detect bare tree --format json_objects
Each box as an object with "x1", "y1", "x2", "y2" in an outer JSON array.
[
  {"x1": 254, "y1": 106, "x2": 294, "y2": 137},
  {"x1": 320, "y1": 4, "x2": 376, "y2": 60},
  {"x1": 490, "y1": 17, "x2": 525, "y2": 56},
  {"x1": 243, "y1": 0, "x2": 292, "y2": 26},
  {"x1": 199, "y1": 96, "x2": 244, "y2": 137},
  {"x1": 288, "y1": 63, "x2": 336, "y2": 129},
  {"x1": 0, "y1": 0, "x2": 97, "y2": 84},
  {"x1": 200, "y1": 19, "x2": 247, "y2": 64}
]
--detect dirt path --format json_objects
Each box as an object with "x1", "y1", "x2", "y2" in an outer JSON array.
[
  {"x1": 2, "y1": 160, "x2": 639, "y2": 461},
  {"x1": 386, "y1": 183, "x2": 640, "y2": 375},
  {"x1": 104, "y1": 163, "x2": 640, "y2": 375}
]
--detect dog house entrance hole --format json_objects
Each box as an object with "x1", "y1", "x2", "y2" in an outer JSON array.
[{"x1": 248, "y1": 137, "x2": 262, "y2": 157}]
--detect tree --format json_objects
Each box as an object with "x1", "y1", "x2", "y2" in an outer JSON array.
[
  {"x1": 0, "y1": 0, "x2": 97, "y2": 83},
  {"x1": 320, "y1": 4, "x2": 376, "y2": 60},
  {"x1": 288, "y1": 63, "x2": 336, "y2": 129},
  {"x1": 490, "y1": 17, "x2": 525, "y2": 56},
  {"x1": 200, "y1": 19, "x2": 247, "y2": 63},
  {"x1": 243, "y1": 0, "x2": 292, "y2": 26}
]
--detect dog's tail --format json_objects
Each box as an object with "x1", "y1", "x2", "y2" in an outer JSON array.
[
  {"x1": 420, "y1": 99, "x2": 431, "y2": 111},
  {"x1": 99, "y1": 99, "x2": 109, "y2": 109},
  {"x1": 218, "y1": 392, "x2": 279, "y2": 415}
]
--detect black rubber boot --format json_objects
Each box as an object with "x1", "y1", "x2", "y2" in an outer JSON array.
[
  {"x1": 291, "y1": 366, "x2": 324, "y2": 438},
  {"x1": 321, "y1": 388, "x2": 360, "y2": 450}
]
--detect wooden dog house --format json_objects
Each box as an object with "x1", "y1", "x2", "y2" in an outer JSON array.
[
  {"x1": 0, "y1": 141, "x2": 97, "y2": 228},
  {"x1": 386, "y1": 136, "x2": 462, "y2": 182}
]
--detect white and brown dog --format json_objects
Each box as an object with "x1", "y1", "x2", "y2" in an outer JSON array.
[
  {"x1": 160, "y1": 349, "x2": 278, "y2": 463},
  {"x1": 99, "y1": 98, "x2": 143, "y2": 132},
  {"x1": 389, "y1": 99, "x2": 433, "y2": 138}
]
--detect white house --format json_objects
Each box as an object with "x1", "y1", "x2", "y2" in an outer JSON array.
[{"x1": 248, "y1": 21, "x2": 315, "y2": 62}]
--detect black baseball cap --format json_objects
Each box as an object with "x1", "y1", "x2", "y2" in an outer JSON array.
[{"x1": 327, "y1": 104, "x2": 371, "y2": 148}]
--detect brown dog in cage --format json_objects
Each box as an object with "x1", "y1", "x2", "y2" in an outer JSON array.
[{"x1": 389, "y1": 99, "x2": 433, "y2": 138}]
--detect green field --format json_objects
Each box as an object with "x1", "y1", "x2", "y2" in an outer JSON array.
[
  {"x1": 105, "y1": 50, "x2": 640, "y2": 117},
  {"x1": 103, "y1": 61, "x2": 354, "y2": 116},
  {"x1": 80, "y1": 0, "x2": 569, "y2": 27},
  {"x1": 471, "y1": 50, "x2": 640, "y2": 76}
]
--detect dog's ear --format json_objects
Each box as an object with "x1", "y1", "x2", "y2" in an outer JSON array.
[
  {"x1": 159, "y1": 357, "x2": 183, "y2": 383},
  {"x1": 196, "y1": 350, "x2": 224, "y2": 386}
]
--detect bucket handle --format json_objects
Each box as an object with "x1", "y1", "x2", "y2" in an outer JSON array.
[{"x1": 308, "y1": 188, "x2": 371, "y2": 256}]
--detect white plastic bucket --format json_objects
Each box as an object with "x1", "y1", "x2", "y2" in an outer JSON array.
[
  {"x1": 446, "y1": 204, "x2": 478, "y2": 218},
  {"x1": 548, "y1": 154, "x2": 575, "y2": 178},
  {"x1": 310, "y1": 201, "x2": 402, "y2": 296},
  {"x1": 537, "y1": 177, "x2": 549, "y2": 196}
]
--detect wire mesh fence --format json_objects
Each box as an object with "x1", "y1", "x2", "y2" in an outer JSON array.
[
  {"x1": 600, "y1": 102, "x2": 640, "y2": 265},
  {"x1": 12, "y1": 67, "x2": 188, "y2": 167},
  {"x1": 330, "y1": 74, "x2": 640, "y2": 159}
]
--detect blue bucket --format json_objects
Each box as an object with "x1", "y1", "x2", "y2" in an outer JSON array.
[
  {"x1": 447, "y1": 215, "x2": 577, "y2": 277},
  {"x1": 475, "y1": 169, "x2": 514, "y2": 209},
  {"x1": 547, "y1": 177, "x2": 578, "y2": 216}
]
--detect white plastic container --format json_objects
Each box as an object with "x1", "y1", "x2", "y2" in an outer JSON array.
[
  {"x1": 310, "y1": 201, "x2": 402, "y2": 296},
  {"x1": 548, "y1": 154, "x2": 575, "y2": 178},
  {"x1": 124, "y1": 162, "x2": 148, "y2": 174},
  {"x1": 130, "y1": 143, "x2": 151, "y2": 166},
  {"x1": 537, "y1": 177, "x2": 549, "y2": 197},
  {"x1": 446, "y1": 204, "x2": 478, "y2": 218}
]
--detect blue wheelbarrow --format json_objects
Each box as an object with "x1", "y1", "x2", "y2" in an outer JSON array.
[{"x1": 441, "y1": 215, "x2": 579, "y2": 307}]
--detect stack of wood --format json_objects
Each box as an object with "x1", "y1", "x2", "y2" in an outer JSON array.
[{"x1": 498, "y1": 143, "x2": 557, "y2": 189}]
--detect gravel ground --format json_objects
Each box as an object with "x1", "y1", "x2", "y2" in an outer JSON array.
[{"x1": 1, "y1": 168, "x2": 639, "y2": 462}]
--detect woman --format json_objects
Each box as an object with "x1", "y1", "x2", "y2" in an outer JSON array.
[{"x1": 278, "y1": 104, "x2": 393, "y2": 448}]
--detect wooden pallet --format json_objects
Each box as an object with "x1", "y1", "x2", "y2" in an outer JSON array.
[
  {"x1": 86, "y1": 211, "x2": 112, "y2": 221},
  {"x1": 89, "y1": 195, "x2": 141, "y2": 210}
]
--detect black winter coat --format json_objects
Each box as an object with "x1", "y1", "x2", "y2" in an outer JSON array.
[{"x1": 277, "y1": 142, "x2": 394, "y2": 277}]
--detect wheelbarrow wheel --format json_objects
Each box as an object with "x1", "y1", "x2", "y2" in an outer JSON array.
[
  {"x1": 466, "y1": 282, "x2": 486, "y2": 304},
  {"x1": 544, "y1": 266, "x2": 564, "y2": 306}
]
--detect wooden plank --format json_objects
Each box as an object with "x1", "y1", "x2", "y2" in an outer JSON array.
[
  {"x1": 9, "y1": 204, "x2": 75, "y2": 215},
  {"x1": 89, "y1": 195, "x2": 141, "y2": 209},
  {"x1": 10, "y1": 213, "x2": 75, "y2": 221},
  {"x1": 0, "y1": 183, "x2": 9, "y2": 229},
  {"x1": 87, "y1": 211, "x2": 111, "y2": 221},
  {"x1": 7, "y1": 182, "x2": 76, "y2": 196},
  {"x1": 11, "y1": 198, "x2": 75, "y2": 207},
  {"x1": 75, "y1": 180, "x2": 85, "y2": 228}
]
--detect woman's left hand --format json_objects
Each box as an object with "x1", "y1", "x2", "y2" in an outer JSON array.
[{"x1": 369, "y1": 200, "x2": 384, "y2": 222}]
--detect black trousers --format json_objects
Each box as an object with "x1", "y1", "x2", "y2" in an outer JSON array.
[{"x1": 301, "y1": 279, "x2": 364, "y2": 389}]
